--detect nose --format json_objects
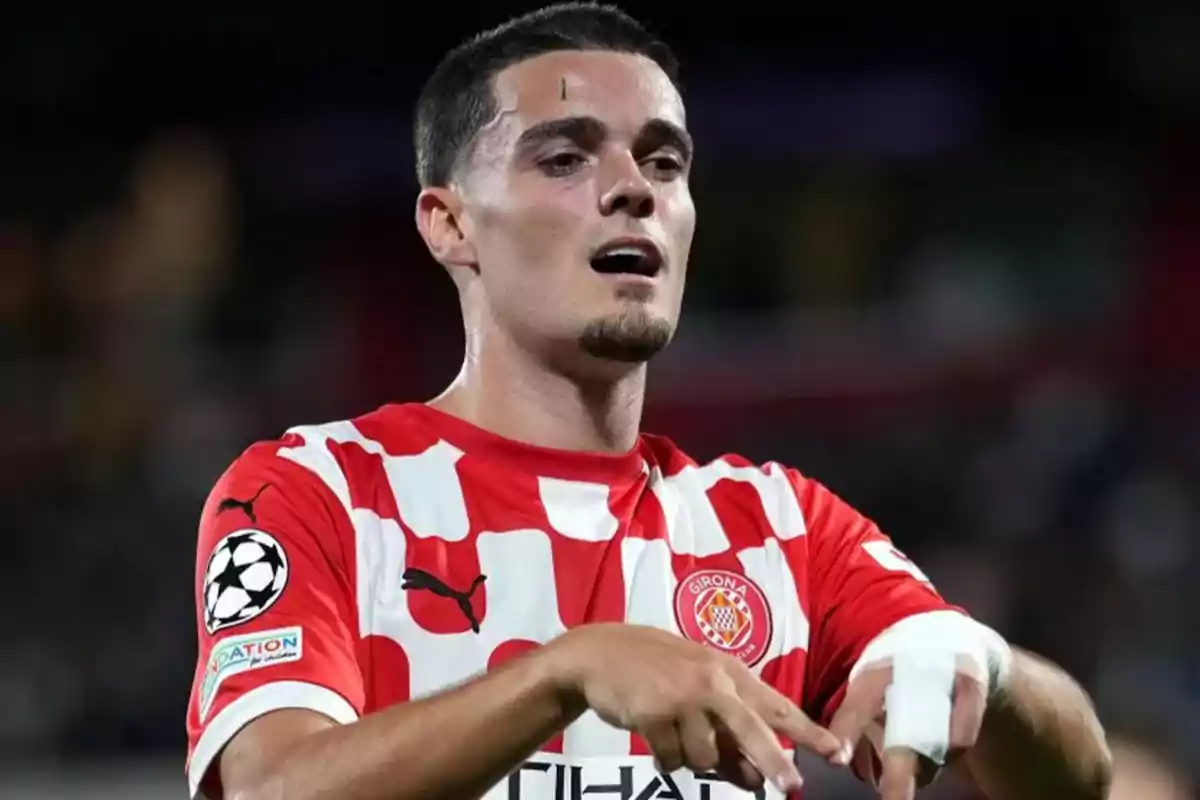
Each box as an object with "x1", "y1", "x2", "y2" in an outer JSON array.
[{"x1": 598, "y1": 152, "x2": 655, "y2": 219}]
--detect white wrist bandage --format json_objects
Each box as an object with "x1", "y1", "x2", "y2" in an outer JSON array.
[{"x1": 849, "y1": 610, "x2": 1013, "y2": 764}]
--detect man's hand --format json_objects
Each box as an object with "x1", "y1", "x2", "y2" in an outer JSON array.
[
  {"x1": 829, "y1": 659, "x2": 988, "y2": 800},
  {"x1": 550, "y1": 623, "x2": 851, "y2": 794},
  {"x1": 827, "y1": 633, "x2": 1111, "y2": 800}
]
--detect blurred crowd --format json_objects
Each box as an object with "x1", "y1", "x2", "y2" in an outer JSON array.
[{"x1": 2, "y1": 6, "x2": 1199, "y2": 798}]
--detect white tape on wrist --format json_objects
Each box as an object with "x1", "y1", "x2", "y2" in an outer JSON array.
[{"x1": 849, "y1": 610, "x2": 1013, "y2": 764}]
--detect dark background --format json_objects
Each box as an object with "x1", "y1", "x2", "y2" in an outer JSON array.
[{"x1": 2, "y1": 3, "x2": 1196, "y2": 796}]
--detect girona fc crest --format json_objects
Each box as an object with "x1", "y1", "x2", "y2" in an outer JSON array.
[{"x1": 674, "y1": 569, "x2": 772, "y2": 666}]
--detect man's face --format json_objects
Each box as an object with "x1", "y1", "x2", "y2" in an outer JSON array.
[{"x1": 458, "y1": 49, "x2": 695, "y2": 369}]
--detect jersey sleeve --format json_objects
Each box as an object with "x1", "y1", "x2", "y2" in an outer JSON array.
[
  {"x1": 793, "y1": 472, "x2": 959, "y2": 725},
  {"x1": 185, "y1": 439, "x2": 364, "y2": 799}
]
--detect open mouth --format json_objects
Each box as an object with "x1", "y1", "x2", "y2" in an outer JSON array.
[{"x1": 589, "y1": 240, "x2": 664, "y2": 278}]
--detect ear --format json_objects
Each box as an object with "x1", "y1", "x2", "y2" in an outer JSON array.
[{"x1": 415, "y1": 187, "x2": 478, "y2": 271}]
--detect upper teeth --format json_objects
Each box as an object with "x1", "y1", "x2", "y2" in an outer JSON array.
[{"x1": 603, "y1": 246, "x2": 647, "y2": 258}]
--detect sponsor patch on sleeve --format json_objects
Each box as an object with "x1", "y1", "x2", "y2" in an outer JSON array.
[{"x1": 200, "y1": 626, "x2": 303, "y2": 722}]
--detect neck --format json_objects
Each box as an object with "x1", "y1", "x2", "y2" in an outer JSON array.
[{"x1": 430, "y1": 318, "x2": 646, "y2": 455}]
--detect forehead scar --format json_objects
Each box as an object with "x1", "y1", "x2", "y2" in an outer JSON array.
[
  {"x1": 560, "y1": 78, "x2": 567, "y2": 101},
  {"x1": 481, "y1": 96, "x2": 518, "y2": 131},
  {"x1": 465, "y1": 98, "x2": 520, "y2": 174},
  {"x1": 477, "y1": 96, "x2": 519, "y2": 140}
]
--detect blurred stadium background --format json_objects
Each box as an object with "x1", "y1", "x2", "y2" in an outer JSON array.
[{"x1": 2, "y1": 3, "x2": 1197, "y2": 797}]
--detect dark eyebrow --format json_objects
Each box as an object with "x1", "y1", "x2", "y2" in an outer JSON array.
[
  {"x1": 636, "y1": 118, "x2": 693, "y2": 164},
  {"x1": 513, "y1": 115, "x2": 693, "y2": 163},
  {"x1": 514, "y1": 116, "x2": 607, "y2": 158}
]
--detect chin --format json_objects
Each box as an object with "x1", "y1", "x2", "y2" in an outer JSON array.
[{"x1": 577, "y1": 307, "x2": 674, "y2": 365}]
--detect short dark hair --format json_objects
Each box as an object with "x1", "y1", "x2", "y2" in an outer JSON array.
[{"x1": 414, "y1": 3, "x2": 679, "y2": 188}]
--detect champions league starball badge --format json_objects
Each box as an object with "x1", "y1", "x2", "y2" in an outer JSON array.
[
  {"x1": 202, "y1": 529, "x2": 290, "y2": 634},
  {"x1": 674, "y1": 568, "x2": 772, "y2": 666}
]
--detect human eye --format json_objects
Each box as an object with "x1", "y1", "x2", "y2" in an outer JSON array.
[
  {"x1": 645, "y1": 154, "x2": 685, "y2": 178},
  {"x1": 538, "y1": 151, "x2": 588, "y2": 177}
]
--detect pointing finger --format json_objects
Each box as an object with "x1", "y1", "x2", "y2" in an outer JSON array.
[
  {"x1": 948, "y1": 672, "x2": 986, "y2": 755},
  {"x1": 828, "y1": 664, "x2": 891, "y2": 761},
  {"x1": 713, "y1": 724, "x2": 765, "y2": 793},
  {"x1": 706, "y1": 691, "x2": 803, "y2": 793},
  {"x1": 748, "y1": 685, "x2": 846, "y2": 763},
  {"x1": 878, "y1": 747, "x2": 918, "y2": 800},
  {"x1": 881, "y1": 653, "x2": 954, "y2": 766}
]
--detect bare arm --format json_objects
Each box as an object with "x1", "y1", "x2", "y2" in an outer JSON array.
[
  {"x1": 218, "y1": 624, "x2": 845, "y2": 800},
  {"x1": 957, "y1": 648, "x2": 1113, "y2": 800},
  {"x1": 221, "y1": 643, "x2": 577, "y2": 800}
]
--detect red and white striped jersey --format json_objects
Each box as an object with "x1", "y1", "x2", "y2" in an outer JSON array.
[{"x1": 185, "y1": 403, "x2": 951, "y2": 799}]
